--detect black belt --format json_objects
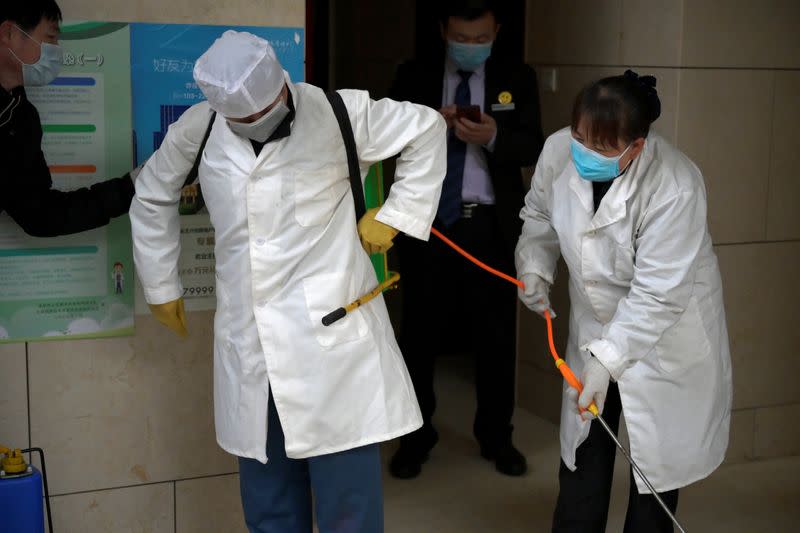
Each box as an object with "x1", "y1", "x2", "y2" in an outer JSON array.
[{"x1": 460, "y1": 202, "x2": 494, "y2": 219}]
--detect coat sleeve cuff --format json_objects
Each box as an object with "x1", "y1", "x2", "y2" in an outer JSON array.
[
  {"x1": 143, "y1": 284, "x2": 183, "y2": 306},
  {"x1": 375, "y1": 204, "x2": 430, "y2": 241},
  {"x1": 516, "y1": 258, "x2": 556, "y2": 285},
  {"x1": 583, "y1": 338, "x2": 627, "y2": 381},
  {"x1": 528, "y1": 264, "x2": 555, "y2": 285}
]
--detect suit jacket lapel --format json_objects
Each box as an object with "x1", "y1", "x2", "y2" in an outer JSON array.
[{"x1": 484, "y1": 57, "x2": 498, "y2": 113}]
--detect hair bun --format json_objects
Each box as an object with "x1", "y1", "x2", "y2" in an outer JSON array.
[{"x1": 624, "y1": 69, "x2": 661, "y2": 123}]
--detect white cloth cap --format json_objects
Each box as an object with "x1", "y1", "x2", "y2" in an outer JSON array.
[{"x1": 193, "y1": 30, "x2": 286, "y2": 119}]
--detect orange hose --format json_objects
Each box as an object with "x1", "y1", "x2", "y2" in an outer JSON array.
[
  {"x1": 430, "y1": 227, "x2": 523, "y2": 288},
  {"x1": 545, "y1": 309, "x2": 595, "y2": 412},
  {"x1": 430, "y1": 228, "x2": 598, "y2": 414},
  {"x1": 545, "y1": 309, "x2": 558, "y2": 362}
]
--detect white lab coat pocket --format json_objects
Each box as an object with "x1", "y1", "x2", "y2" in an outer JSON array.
[
  {"x1": 613, "y1": 244, "x2": 635, "y2": 283},
  {"x1": 303, "y1": 271, "x2": 369, "y2": 348},
  {"x1": 292, "y1": 166, "x2": 348, "y2": 227},
  {"x1": 655, "y1": 296, "x2": 711, "y2": 373}
]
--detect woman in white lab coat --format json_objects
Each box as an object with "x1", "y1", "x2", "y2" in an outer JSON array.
[{"x1": 516, "y1": 70, "x2": 732, "y2": 532}]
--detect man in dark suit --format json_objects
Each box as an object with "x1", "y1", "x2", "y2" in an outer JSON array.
[{"x1": 388, "y1": 0, "x2": 544, "y2": 479}]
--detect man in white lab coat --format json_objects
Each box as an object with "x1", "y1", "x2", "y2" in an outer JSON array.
[{"x1": 130, "y1": 31, "x2": 446, "y2": 533}]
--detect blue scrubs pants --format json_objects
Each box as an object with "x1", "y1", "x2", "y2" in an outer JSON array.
[{"x1": 238, "y1": 395, "x2": 384, "y2": 533}]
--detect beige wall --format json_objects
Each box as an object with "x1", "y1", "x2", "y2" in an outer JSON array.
[
  {"x1": 0, "y1": 2, "x2": 303, "y2": 532},
  {"x1": 520, "y1": 0, "x2": 800, "y2": 465}
]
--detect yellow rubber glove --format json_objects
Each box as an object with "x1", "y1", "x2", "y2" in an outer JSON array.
[
  {"x1": 148, "y1": 298, "x2": 188, "y2": 337},
  {"x1": 357, "y1": 207, "x2": 399, "y2": 255}
]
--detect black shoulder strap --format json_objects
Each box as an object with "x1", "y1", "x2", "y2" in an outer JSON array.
[
  {"x1": 184, "y1": 110, "x2": 217, "y2": 188},
  {"x1": 326, "y1": 91, "x2": 365, "y2": 221}
]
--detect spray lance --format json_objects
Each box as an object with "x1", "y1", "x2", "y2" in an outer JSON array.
[
  {"x1": 427, "y1": 227, "x2": 687, "y2": 533},
  {"x1": 322, "y1": 226, "x2": 686, "y2": 533}
]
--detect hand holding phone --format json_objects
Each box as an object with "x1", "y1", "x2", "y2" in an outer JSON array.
[{"x1": 456, "y1": 105, "x2": 482, "y2": 123}]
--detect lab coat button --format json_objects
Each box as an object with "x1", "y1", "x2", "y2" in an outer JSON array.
[{"x1": 256, "y1": 238, "x2": 265, "y2": 246}]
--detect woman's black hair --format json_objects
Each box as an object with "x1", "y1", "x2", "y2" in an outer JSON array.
[{"x1": 571, "y1": 70, "x2": 661, "y2": 148}]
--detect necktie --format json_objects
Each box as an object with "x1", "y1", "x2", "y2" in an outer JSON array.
[{"x1": 437, "y1": 70, "x2": 472, "y2": 226}]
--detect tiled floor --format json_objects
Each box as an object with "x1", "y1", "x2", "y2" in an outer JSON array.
[{"x1": 381, "y1": 356, "x2": 800, "y2": 532}]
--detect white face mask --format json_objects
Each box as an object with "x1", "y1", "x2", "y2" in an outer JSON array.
[
  {"x1": 7, "y1": 25, "x2": 63, "y2": 87},
  {"x1": 227, "y1": 100, "x2": 290, "y2": 143}
]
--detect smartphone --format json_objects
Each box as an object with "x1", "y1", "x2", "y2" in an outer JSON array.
[{"x1": 456, "y1": 105, "x2": 482, "y2": 122}]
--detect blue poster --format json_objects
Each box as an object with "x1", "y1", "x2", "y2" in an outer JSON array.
[
  {"x1": 129, "y1": 23, "x2": 304, "y2": 313},
  {"x1": 130, "y1": 23, "x2": 304, "y2": 165}
]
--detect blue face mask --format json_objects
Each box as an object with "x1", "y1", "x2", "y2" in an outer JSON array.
[
  {"x1": 8, "y1": 25, "x2": 63, "y2": 87},
  {"x1": 570, "y1": 138, "x2": 632, "y2": 182},
  {"x1": 447, "y1": 40, "x2": 492, "y2": 72}
]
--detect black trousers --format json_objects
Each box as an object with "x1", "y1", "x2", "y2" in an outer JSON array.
[
  {"x1": 552, "y1": 383, "x2": 680, "y2": 533},
  {"x1": 397, "y1": 205, "x2": 517, "y2": 448}
]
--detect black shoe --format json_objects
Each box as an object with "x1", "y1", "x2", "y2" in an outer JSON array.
[
  {"x1": 480, "y1": 441, "x2": 527, "y2": 476},
  {"x1": 389, "y1": 429, "x2": 439, "y2": 480}
]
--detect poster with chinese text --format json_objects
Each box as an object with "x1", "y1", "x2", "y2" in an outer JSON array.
[
  {"x1": 0, "y1": 21, "x2": 134, "y2": 342},
  {"x1": 130, "y1": 23, "x2": 304, "y2": 313}
]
